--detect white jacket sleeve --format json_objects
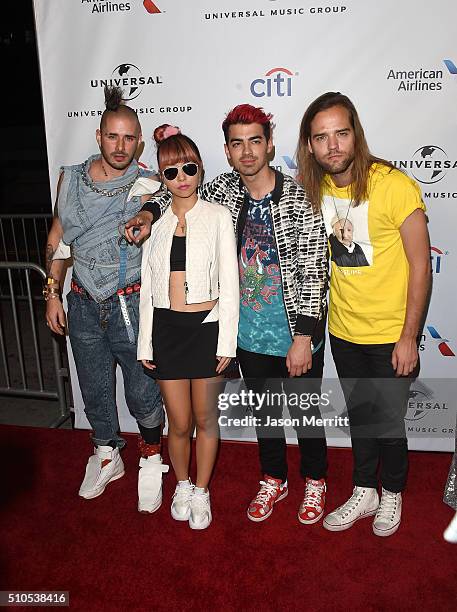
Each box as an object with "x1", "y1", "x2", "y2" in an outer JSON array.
[
  {"x1": 137, "y1": 236, "x2": 154, "y2": 361},
  {"x1": 216, "y1": 207, "x2": 239, "y2": 357}
]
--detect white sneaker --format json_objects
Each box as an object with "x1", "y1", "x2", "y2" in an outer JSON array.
[
  {"x1": 138, "y1": 454, "x2": 169, "y2": 513},
  {"x1": 79, "y1": 446, "x2": 125, "y2": 499},
  {"x1": 189, "y1": 487, "x2": 212, "y2": 530},
  {"x1": 443, "y1": 511, "x2": 457, "y2": 543},
  {"x1": 171, "y1": 480, "x2": 194, "y2": 521},
  {"x1": 323, "y1": 486, "x2": 379, "y2": 531},
  {"x1": 372, "y1": 488, "x2": 402, "y2": 537}
]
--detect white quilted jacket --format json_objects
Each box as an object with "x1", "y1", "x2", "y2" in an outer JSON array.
[{"x1": 137, "y1": 198, "x2": 239, "y2": 360}]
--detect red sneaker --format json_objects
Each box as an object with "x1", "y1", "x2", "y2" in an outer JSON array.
[
  {"x1": 298, "y1": 477, "x2": 326, "y2": 524},
  {"x1": 247, "y1": 475, "x2": 288, "y2": 522}
]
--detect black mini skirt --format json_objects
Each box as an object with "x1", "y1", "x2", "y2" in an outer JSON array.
[{"x1": 151, "y1": 308, "x2": 219, "y2": 380}]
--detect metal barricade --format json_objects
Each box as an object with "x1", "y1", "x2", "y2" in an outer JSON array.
[
  {"x1": 0, "y1": 261, "x2": 70, "y2": 427},
  {"x1": 0, "y1": 214, "x2": 53, "y2": 266},
  {"x1": 0, "y1": 214, "x2": 53, "y2": 299}
]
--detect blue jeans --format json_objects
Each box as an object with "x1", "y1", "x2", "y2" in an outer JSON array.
[{"x1": 67, "y1": 288, "x2": 163, "y2": 448}]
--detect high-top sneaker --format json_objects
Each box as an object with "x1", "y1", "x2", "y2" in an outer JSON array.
[
  {"x1": 372, "y1": 488, "x2": 402, "y2": 537},
  {"x1": 298, "y1": 477, "x2": 327, "y2": 525},
  {"x1": 323, "y1": 486, "x2": 379, "y2": 531},
  {"x1": 247, "y1": 475, "x2": 288, "y2": 522},
  {"x1": 137, "y1": 440, "x2": 169, "y2": 513}
]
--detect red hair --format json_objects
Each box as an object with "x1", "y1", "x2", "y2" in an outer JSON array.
[{"x1": 222, "y1": 104, "x2": 273, "y2": 143}]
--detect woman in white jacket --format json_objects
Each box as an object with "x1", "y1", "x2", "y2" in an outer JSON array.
[{"x1": 138, "y1": 125, "x2": 239, "y2": 529}]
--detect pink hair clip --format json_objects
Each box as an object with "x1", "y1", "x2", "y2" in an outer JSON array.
[{"x1": 162, "y1": 125, "x2": 181, "y2": 139}]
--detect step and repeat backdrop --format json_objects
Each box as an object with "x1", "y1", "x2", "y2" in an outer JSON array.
[{"x1": 33, "y1": 1, "x2": 456, "y2": 450}]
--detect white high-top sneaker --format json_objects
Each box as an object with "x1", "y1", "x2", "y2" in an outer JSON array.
[
  {"x1": 79, "y1": 446, "x2": 125, "y2": 499},
  {"x1": 372, "y1": 488, "x2": 402, "y2": 537},
  {"x1": 323, "y1": 486, "x2": 379, "y2": 531},
  {"x1": 138, "y1": 454, "x2": 169, "y2": 513}
]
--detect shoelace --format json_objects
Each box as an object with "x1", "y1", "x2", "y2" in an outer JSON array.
[
  {"x1": 302, "y1": 482, "x2": 324, "y2": 509},
  {"x1": 253, "y1": 480, "x2": 280, "y2": 505},
  {"x1": 336, "y1": 489, "x2": 365, "y2": 517},
  {"x1": 377, "y1": 492, "x2": 398, "y2": 518}
]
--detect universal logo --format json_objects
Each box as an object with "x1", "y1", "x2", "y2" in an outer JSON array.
[
  {"x1": 392, "y1": 145, "x2": 457, "y2": 184},
  {"x1": 90, "y1": 63, "x2": 163, "y2": 101},
  {"x1": 406, "y1": 382, "x2": 448, "y2": 423}
]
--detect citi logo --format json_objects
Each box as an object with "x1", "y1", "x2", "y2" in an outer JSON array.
[
  {"x1": 427, "y1": 326, "x2": 455, "y2": 357},
  {"x1": 430, "y1": 246, "x2": 448, "y2": 273},
  {"x1": 143, "y1": 0, "x2": 161, "y2": 13},
  {"x1": 250, "y1": 67, "x2": 295, "y2": 98}
]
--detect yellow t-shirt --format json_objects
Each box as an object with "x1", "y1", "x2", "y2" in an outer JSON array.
[{"x1": 321, "y1": 163, "x2": 426, "y2": 344}]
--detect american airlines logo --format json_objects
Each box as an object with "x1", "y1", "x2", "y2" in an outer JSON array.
[{"x1": 143, "y1": 0, "x2": 161, "y2": 13}]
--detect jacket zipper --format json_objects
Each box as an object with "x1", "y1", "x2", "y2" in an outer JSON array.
[{"x1": 208, "y1": 261, "x2": 212, "y2": 298}]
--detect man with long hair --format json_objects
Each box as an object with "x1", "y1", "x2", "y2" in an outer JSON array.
[
  {"x1": 297, "y1": 92, "x2": 431, "y2": 536},
  {"x1": 44, "y1": 87, "x2": 166, "y2": 511},
  {"x1": 126, "y1": 104, "x2": 329, "y2": 525}
]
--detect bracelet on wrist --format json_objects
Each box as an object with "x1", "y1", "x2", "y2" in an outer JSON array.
[
  {"x1": 294, "y1": 332, "x2": 312, "y2": 338},
  {"x1": 43, "y1": 285, "x2": 61, "y2": 301}
]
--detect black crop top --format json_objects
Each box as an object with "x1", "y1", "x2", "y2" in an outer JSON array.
[{"x1": 170, "y1": 235, "x2": 186, "y2": 272}]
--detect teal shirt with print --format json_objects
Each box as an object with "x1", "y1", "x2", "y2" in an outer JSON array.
[{"x1": 237, "y1": 194, "x2": 292, "y2": 357}]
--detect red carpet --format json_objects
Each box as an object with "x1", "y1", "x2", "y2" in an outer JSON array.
[{"x1": 0, "y1": 425, "x2": 455, "y2": 611}]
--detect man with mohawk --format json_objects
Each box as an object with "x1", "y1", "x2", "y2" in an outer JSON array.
[{"x1": 44, "y1": 87, "x2": 166, "y2": 511}]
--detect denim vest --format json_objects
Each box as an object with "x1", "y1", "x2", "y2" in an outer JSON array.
[{"x1": 58, "y1": 155, "x2": 151, "y2": 302}]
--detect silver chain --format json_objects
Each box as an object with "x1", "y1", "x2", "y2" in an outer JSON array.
[{"x1": 79, "y1": 160, "x2": 139, "y2": 198}]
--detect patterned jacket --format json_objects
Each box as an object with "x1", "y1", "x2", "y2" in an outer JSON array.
[{"x1": 143, "y1": 169, "x2": 328, "y2": 338}]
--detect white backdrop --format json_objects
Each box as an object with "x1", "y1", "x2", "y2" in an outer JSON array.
[{"x1": 33, "y1": 0, "x2": 457, "y2": 450}]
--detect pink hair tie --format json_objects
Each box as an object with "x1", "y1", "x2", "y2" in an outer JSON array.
[{"x1": 162, "y1": 125, "x2": 181, "y2": 139}]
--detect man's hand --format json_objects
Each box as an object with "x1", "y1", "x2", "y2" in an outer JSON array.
[
  {"x1": 46, "y1": 298, "x2": 66, "y2": 335},
  {"x1": 125, "y1": 211, "x2": 153, "y2": 244},
  {"x1": 286, "y1": 336, "x2": 312, "y2": 377},
  {"x1": 391, "y1": 335, "x2": 418, "y2": 376}
]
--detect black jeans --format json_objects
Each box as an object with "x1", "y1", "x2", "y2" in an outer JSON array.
[
  {"x1": 237, "y1": 345, "x2": 328, "y2": 482},
  {"x1": 330, "y1": 334, "x2": 418, "y2": 493}
]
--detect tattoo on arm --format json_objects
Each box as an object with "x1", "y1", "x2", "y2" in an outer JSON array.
[{"x1": 46, "y1": 244, "x2": 56, "y2": 275}]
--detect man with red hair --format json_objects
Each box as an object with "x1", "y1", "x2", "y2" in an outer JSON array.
[{"x1": 126, "y1": 105, "x2": 328, "y2": 524}]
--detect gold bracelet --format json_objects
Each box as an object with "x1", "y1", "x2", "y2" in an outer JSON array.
[
  {"x1": 44, "y1": 293, "x2": 61, "y2": 302},
  {"x1": 43, "y1": 286, "x2": 61, "y2": 300}
]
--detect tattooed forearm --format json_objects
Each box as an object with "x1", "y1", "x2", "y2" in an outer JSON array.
[{"x1": 46, "y1": 244, "x2": 56, "y2": 275}]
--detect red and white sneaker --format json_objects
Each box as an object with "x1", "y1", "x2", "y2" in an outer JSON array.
[
  {"x1": 247, "y1": 475, "x2": 288, "y2": 522},
  {"x1": 298, "y1": 477, "x2": 326, "y2": 524}
]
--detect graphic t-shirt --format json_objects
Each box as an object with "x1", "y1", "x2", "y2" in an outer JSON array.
[
  {"x1": 237, "y1": 193, "x2": 292, "y2": 356},
  {"x1": 321, "y1": 163, "x2": 426, "y2": 344}
]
